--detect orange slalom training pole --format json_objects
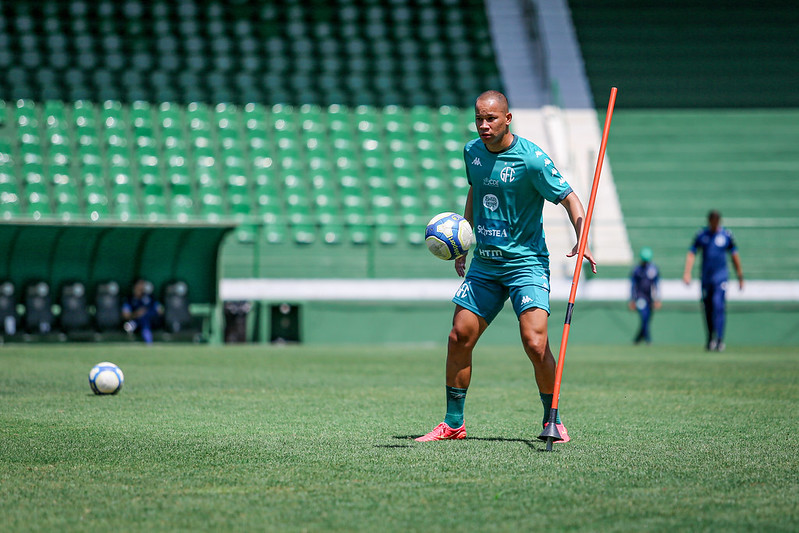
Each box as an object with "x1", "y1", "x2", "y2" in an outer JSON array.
[{"x1": 539, "y1": 87, "x2": 618, "y2": 451}]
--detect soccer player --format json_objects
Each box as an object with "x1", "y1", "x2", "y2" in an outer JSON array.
[
  {"x1": 682, "y1": 210, "x2": 744, "y2": 351},
  {"x1": 629, "y1": 247, "x2": 661, "y2": 345},
  {"x1": 416, "y1": 90, "x2": 596, "y2": 442}
]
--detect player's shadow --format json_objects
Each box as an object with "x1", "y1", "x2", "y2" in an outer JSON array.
[{"x1": 387, "y1": 435, "x2": 547, "y2": 451}]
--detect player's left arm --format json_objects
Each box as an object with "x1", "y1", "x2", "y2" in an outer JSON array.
[
  {"x1": 653, "y1": 267, "x2": 663, "y2": 310},
  {"x1": 728, "y1": 231, "x2": 744, "y2": 289},
  {"x1": 731, "y1": 252, "x2": 744, "y2": 290},
  {"x1": 560, "y1": 191, "x2": 597, "y2": 273}
]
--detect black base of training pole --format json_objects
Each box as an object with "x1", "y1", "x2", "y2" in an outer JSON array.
[{"x1": 538, "y1": 408, "x2": 562, "y2": 452}]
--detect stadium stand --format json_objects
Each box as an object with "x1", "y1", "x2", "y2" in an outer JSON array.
[
  {"x1": 0, "y1": 99, "x2": 475, "y2": 261},
  {"x1": 0, "y1": 0, "x2": 503, "y2": 280},
  {"x1": 568, "y1": 0, "x2": 799, "y2": 280},
  {"x1": 0, "y1": 0, "x2": 501, "y2": 107},
  {"x1": 1, "y1": 0, "x2": 797, "y2": 345},
  {"x1": 567, "y1": 0, "x2": 799, "y2": 108}
]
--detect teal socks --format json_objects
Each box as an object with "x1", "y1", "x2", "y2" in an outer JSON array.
[
  {"x1": 443, "y1": 386, "x2": 468, "y2": 428},
  {"x1": 539, "y1": 393, "x2": 561, "y2": 427}
]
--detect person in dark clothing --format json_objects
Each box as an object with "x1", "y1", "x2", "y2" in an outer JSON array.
[
  {"x1": 629, "y1": 247, "x2": 661, "y2": 345},
  {"x1": 122, "y1": 279, "x2": 163, "y2": 344}
]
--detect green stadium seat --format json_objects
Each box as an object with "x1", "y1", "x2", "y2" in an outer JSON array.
[
  {"x1": 130, "y1": 101, "x2": 153, "y2": 129},
  {"x1": 24, "y1": 199, "x2": 50, "y2": 221},
  {"x1": 229, "y1": 194, "x2": 252, "y2": 220},
  {"x1": 320, "y1": 222, "x2": 345, "y2": 244},
  {"x1": 376, "y1": 224, "x2": 400, "y2": 245},
  {"x1": 314, "y1": 195, "x2": 340, "y2": 225},
  {"x1": 170, "y1": 194, "x2": 195, "y2": 220},
  {"x1": 78, "y1": 143, "x2": 102, "y2": 168},
  {"x1": 349, "y1": 224, "x2": 371, "y2": 245},
  {"x1": 143, "y1": 194, "x2": 168, "y2": 221},
  {"x1": 112, "y1": 195, "x2": 139, "y2": 222},
  {"x1": 85, "y1": 189, "x2": 109, "y2": 221},
  {"x1": 243, "y1": 103, "x2": 268, "y2": 131},
  {"x1": 43, "y1": 100, "x2": 68, "y2": 131},
  {"x1": 404, "y1": 224, "x2": 425, "y2": 246},
  {"x1": 20, "y1": 144, "x2": 44, "y2": 167},
  {"x1": 167, "y1": 168, "x2": 192, "y2": 197},
  {"x1": 158, "y1": 102, "x2": 182, "y2": 130},
  {"x1": 343, "y1": 196, "x2": 367, "y2": 226},
  {"x1": 292, "y1": 224, "x2": 317, "y2": 245},
  {"x1": 200, "y1": 191, "x2": 225, "y2": 221},
  {"x1": 107, "y1": 144, "x2": 131, "y2": 170},
  {"x1": 54, "y1": 190, "x2": 81, "y2": 221},
  {"x1": 0, "y1": 191, "x2": 21, "y2": 220}
]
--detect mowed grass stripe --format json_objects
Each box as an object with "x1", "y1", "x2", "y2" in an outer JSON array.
[{"x1": 1, "y1": 344, "x2": 797, "y2": 532}]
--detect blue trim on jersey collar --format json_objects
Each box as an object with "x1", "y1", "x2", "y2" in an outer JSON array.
[{"x1": 486, "y1": 134, "x2": 518, "y2": 154}]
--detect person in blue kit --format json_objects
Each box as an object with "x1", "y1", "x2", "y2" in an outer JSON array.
[
  {"x1": 629, "y1": 247, "x2": 661, "y2": 345},
  {"x1": 122, "y1": 279, "x2": 164, "y2": 344},
  {"x1": 416, "y1": 90, "x2": 596, "y2": 443},
  {"x1": 682, "y1": 210, "x2": 744, "y2": 351}
]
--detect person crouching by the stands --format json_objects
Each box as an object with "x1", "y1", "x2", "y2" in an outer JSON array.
[{"x1": 122, "y1": 279, "x2": 164, "y2": 344}]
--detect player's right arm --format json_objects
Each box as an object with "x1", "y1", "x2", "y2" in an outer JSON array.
[
  {"x1": 455, "y1": 187, "x2": 473, "y2": 277},
  {"x1": 682, "y1": 252, "x2": 695, "y2": 285},
  {"x1": 683, "y1": 231, "x2": 701, "y2": 284}
]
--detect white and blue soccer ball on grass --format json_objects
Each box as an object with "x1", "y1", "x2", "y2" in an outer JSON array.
[
  {"x1": 425, "y1": 212, "x2": 474, "y2": 260},
  {"x1": 89, "y1": 362, "x2": 124, "y2": 395}
]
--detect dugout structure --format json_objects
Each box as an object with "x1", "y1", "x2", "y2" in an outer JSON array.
[{"x1": 0, "y1": 221, "x2": 234, "y2": 343}]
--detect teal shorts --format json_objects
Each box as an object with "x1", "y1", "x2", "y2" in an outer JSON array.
[{"x1": 452, "y1": 259, "x2": 551, "y2": 324}]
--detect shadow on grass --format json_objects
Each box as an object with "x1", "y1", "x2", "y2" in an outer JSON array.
[{"x1": 383, "y1": 435, "x2": 553, "y2": 452}]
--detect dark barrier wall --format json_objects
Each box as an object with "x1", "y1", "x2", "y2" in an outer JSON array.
[{"x1": 0, "y1": 221, "x2": 234, "y2": 308}]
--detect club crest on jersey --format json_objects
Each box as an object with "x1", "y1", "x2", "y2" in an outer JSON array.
[{"x1": 500, "y1": 165, "x2": 516, "y2": 183}]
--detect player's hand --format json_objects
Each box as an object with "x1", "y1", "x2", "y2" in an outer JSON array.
[
  {"x1": 682, "y1": 273, "x2": 691, "y2": 285},
  {"x1": 567, "y1": 245, "x2": 597, "y2": 273},
  {"x1": 455, "y1": 254, "x2": 467, "y2": 277},
  {"x1": 628, "y1": 301, "x2": 636, "y2": 311},
  {"x1": 739, "y1": 278, "x2": 744, "y2": 290},
  {"x1": 654, "y1": 301, "x2": 662, "y2": 311}
]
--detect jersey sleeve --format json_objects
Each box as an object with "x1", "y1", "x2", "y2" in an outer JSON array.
[
  {"x1": 526, "y1": 154, "x2": 572, "y2": 204},
  {"x1": 727, "y1": 229, "x2": 738, "y2": 253},
  {"x1": 463, "y1": 146, "x2": 473, "y2": 185}
]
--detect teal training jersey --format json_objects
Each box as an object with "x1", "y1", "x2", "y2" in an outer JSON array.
[{"x1": 463, "y1": 134, "x2": 573, "y2": 266}]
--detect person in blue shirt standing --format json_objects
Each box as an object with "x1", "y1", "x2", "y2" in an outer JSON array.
[
  {"x1": 629, "y1": 247, "x2": 661, "y2": 345},
  {"x1": 416, "y1": 90, "x2": 596, "y2": 443},
  {"x1": 682, "y1": 210, "x2": 744, "y2": 351}
]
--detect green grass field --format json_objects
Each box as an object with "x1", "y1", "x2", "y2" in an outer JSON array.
[{"x1": 1, "y1": 343, "x2": 797, "y2": 532}]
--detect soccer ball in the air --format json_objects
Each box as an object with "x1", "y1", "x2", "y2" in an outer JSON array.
[
  {"x1": 425, "y1": 212, "x2": 474, "y2": 260},
  {"x1": 89, "y1": 362, "x2": 124, "y2": 395}
]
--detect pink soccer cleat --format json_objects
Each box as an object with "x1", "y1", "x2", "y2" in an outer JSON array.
[
  {"x1": 543, "y1": 422, "x2": 571, "y2": 443},
  {"x1": 415, "y1": 422, "x2": 466, "y2": 442}
]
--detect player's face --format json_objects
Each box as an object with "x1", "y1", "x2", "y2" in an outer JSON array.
[{"x1": 475, "y1": 99, "x2": 512, "y2": 151}]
